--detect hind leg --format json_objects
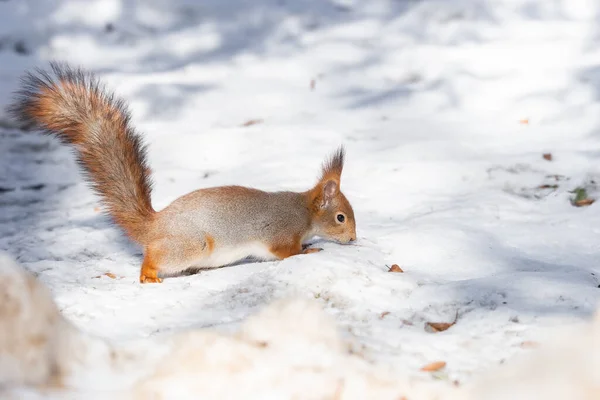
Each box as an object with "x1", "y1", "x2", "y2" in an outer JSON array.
[
  {"x1": 140, "y1": 248, "x2": 163, "y2": 283},
  {"x1": 139, "y1": 234, "x2": 215, "y2": 284}
]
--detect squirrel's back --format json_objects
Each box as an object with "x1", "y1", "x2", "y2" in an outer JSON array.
[
  {"x1": 159, "y1": 186, "x2": 311, "y2": 243},
  {"x1": 9, "y1": 63, "x2": 155, "y2": 243}
]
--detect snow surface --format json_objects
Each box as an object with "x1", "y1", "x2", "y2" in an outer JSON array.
[
  {"x1": 2, "y1": 0, "x2": 600, "y2": 396},
  {"x1": 0, "y1": 253, "x2": 458, "y2": 399}
]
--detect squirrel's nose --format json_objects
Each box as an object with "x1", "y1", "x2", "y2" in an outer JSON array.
[{"x1": 349, "y1": 237, "x2": 356, "y2": 243}]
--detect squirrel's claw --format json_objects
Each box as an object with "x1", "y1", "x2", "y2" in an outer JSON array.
[
  {"x1": 303, "y1": 247, "x2": 323, "y2": 254},
  {"x1": 140, "y1": 275, "x2": 163, "y2": 284}
]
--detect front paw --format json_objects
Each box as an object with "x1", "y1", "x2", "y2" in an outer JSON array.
[{"x1": 303, "y1": 247, "x2": 323, "y2": 254}]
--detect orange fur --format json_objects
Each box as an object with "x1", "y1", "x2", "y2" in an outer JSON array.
[
  {"x1": 320, "y1": 146, "x2": 344, "y2": 183},
  {"x1": 307, "y1": 185, "x2": 327, "y2": 214},
  {"x1": 10, "y1": 63, "x2": 155, "y2": 244},
  {"x1": 205, "y1": 235, "x2": 215, "y2": 253},
  {"x1": 269, "y1": 236, "x2": 303, "y2": 259},
  {"x1": 302, "y1": 248, "x2": 323, "y2": 254},
  {"x1": 304, "y1": 146, "x2": 356, "y2": 243},
  {"x1": 140, "y1": 247, "x2": 163, "y2": 284}
]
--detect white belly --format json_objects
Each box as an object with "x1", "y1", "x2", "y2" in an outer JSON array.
[{"x1": 194, "y1": 241, "x2": 277, "y2": 268}]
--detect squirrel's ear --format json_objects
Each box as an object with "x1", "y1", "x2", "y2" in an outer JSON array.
[
  {"x1": 320, "y1": 146, "x2": 345, "y2": 183},
  {"x1": 320, "y1": 180, "x2": 339, "y2": 208}
]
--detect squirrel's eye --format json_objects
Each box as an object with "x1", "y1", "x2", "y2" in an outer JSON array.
[{"x1": 336, "y1": 214, "x2": 345, "y2": 223}]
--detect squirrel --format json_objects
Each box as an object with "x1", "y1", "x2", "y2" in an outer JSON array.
[{"x1": 9, "y1": 62, "x2": 357, "y2": 283}]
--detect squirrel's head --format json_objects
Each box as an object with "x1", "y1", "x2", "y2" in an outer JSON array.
[{"x1": 308, "y1": 146, "x2": 356, "y2": 244}]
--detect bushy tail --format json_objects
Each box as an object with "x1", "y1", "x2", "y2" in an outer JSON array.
[{"x1": 8, "y1": 62, "x2": 155, "y2": 244}]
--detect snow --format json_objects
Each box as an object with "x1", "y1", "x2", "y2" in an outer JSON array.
[
  {"x1": 2, "y1": 0, "x2": 600, "y2": 397},
  {"x1": 0, "y1": 253, "x2": 456, "y2": 399}
]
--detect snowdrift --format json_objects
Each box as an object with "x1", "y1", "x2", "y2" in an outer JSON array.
[{"x1": 1, "y1": 252, "x2": 600, "y2": 399}]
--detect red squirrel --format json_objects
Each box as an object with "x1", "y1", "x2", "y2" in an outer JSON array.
[{"x1": 9, "y1": 63, "x2": 356, "y2": 283}]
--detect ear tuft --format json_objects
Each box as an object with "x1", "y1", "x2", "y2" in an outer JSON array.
[{"x1": 320, "y1": 146, "x2": 345, "y2": 182}]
